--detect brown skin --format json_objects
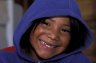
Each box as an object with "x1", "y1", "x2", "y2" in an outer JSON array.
[{"x1": 30, "y1": 16, "x2": 71, "y2": 60}]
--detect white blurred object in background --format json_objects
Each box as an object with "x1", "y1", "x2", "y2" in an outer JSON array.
[{"x1": 6, "y1": 0, "x2": 14, "y2": 47}]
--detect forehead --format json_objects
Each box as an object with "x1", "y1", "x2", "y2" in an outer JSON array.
[
  {"x1": 46, "y1": 16, "x2": 70, "y2": 25},
  {"x1": 50, "y1": 16, "x2": 69, "y2": 20}
]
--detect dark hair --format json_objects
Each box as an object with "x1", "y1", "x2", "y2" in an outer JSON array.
[
  {"x1": 20, "y1": 17, "x2": 88, "y2": 54},
  {"x1": 65, "y1": 17, "x2": 88, "y2": 53}
]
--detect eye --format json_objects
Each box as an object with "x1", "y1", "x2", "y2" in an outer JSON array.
[
  {"x1": 41, "y1": 21, "x2": 49, "y2": 26},
  {"x1": 40, "y1": 19, "x2": 50, "y2": 26},
  {"x1": 61, "y1": 28, "x2": 70, "y2": 33}
]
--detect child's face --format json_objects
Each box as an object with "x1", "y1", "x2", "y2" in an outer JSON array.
[{"x1": 30, "y1": 16, "x2": 71, "y2": 59}]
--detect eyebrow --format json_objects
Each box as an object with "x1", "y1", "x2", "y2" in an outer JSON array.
[{"x1": 48, "y1": 18, "x2": 70, "y2": 27}]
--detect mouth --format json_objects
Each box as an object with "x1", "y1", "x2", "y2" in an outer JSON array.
[{"x1": 39, "y1": 39, "x2": 58, "y2": 49}]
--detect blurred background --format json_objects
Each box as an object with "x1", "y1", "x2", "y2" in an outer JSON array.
[{"x1": 0, "y1": 0, "x2": 96, "y2": 63}]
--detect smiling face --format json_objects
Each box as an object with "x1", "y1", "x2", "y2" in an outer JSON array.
[{"x1": 30, "y1": 16, "x2": 71, "y2": 60}]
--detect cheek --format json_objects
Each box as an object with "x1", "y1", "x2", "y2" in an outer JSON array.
[
  {"x1": 31, "y1": 27, "x2": 43, "y2": 37},
  {"x1": 60, "y1": 35, "x2": 70, "y2": 47},
  {"x1": 29, "y1": 27, "x2": 44, "y2": 50},
  {"x1": 30, "y1": 26, "x2": 46, "y2": 43},
  {"x1": 34, "y1": 26, "x2": 46, "y2": 35},
  {"x1": 55, "y1": 35, "x2": 70, "y2": 54}
]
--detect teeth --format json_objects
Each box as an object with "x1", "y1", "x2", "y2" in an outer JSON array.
[
  {"x1": 40, "y1": 39, "x2": 55, "y2": 48},
  {"x1": 46, "y1": 44, "x2": 52, "y2": 48}
]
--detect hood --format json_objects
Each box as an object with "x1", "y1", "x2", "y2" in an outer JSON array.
[{"x1": 13, "y1": 0, "x2": 93, "y2": 62}]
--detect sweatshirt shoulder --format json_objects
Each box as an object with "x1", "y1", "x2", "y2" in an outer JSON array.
[
  {"x1": 0, "y1": 50, "x2": 17, "y2": 63},
  {"x1": 71, "y1": 53, "x2": 92, "y2": 63},
  {"x1": 0, "y1": 46, "x2": 16, "y2": 57}
]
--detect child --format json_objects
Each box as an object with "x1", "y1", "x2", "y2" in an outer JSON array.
[{"x1": 0, "y1": 0, "x2": 93, "y2": 63}]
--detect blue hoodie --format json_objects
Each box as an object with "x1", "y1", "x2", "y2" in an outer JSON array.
[{"x1": 0, "y1": 0, "x2": 93, "y2": 63}]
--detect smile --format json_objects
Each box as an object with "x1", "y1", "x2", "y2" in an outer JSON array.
[{"x1": 39, "y1": 39, "x2": 57, "y2": 48}]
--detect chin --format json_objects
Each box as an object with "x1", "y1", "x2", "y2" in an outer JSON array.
[{"x1": 36, "y1": 51, "x2": 55, "y2": 59}]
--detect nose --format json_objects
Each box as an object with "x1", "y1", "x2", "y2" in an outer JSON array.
[{"x1": 47, "y1": 28, "x2": 59, "y2": 41}]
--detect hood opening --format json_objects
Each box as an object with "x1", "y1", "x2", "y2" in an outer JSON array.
[{"x1": 19, "y1": 16, "x2": 89, "y2": 55}]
